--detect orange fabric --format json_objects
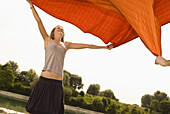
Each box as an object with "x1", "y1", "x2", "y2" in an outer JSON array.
[{"x1": 32, "y1": 0, "x2": 170, "y2": 56}]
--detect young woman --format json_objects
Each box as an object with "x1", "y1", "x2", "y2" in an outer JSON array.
[{"x1": 25, "y1": 0, "x2": 113, "y2": 114}]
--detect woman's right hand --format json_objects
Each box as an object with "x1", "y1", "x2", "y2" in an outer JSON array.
[{"x1": 26, "y1": 0, "x2": 33, "y2": 5}]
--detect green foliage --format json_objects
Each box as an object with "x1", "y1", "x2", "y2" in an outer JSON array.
[
  {"x1": 0, "y1": 64, "x2": 15, "y2": 90},
  {"x1": 72, "y1": 89, "x2": 79, "y2": 97},
  {"x1": 102, "y1": 97, "x2": 108, "y2": 112},
  {"x1": 0, "y1": 64, "x2": 2, "y2": 69},
  {"x1": 92, "y1": 97, "x2": 104, "y2": 112},
  {"x1": 12, "y1": 83, "x2": 31, "y2": 96},
  {"x1": 107, "y1": 101, "x2": 118, "y2": 113},
  {"x1": 19, "y1": 69, "x2": 38, "y2": 86},
  {"x1": 79, "y1": 91, "x2": 85, "y2": 97},
  {"x1": 129, "y1": 107, "x2": 141, "y2": 114},
  {"x1": 102, "y1": 97, "x2": 108, "y2": 109},
  {"x1": 7, "y1": 61, "x2": 20, "y2": 78},
  {"x1": 141, "y1": 94, "x2": 153, "y2": 108},
  {"x1": 100, "y1": 89, "x2": 116, "y2": 99},
  {"x1": 159, "y1": 100, "x2": 170, "y2": 113},
  {"x1": 63, "y1": 70, "x2": 84, "y2": 90},
  {"x1": 63, "y1": 70, "x2": 71, "y2": 87},
  {"x1": 150, "y1": 99, "x2": 160, "y2": 112},
  {"x1": 0, "y1": 61, "x2": 38, "y2": 96},
  {"x1": 87, "y1": 84, "x2": 100, "y2": 96},
  {"x1": 69, "y1": 96, "x2": 87, "y2": 108},
  {"x1": 64, "y1": 86, "x2": 72, "y2": 97},
  {"x1": 64, "y1": 86, "x2": 73, "y2": 104},
  {"x1": 141, "y1": 90, "x2": 170, "y2": 113},
  {"x1": 30, "y1": 75, "x2": 38, "y2": 90},
  {"x1": 153, "y1": 90, "x2": 169, "y2": 101},
  {"x1": 70, "y1": 74, "x2": 84, "y2": 90}
]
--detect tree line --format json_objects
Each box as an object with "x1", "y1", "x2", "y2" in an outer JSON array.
[
  {"x1": 1, "y1": 61, "x2": 170, "y2": 113},
  {"x1": 141, "y1": 90, "x2": 170, "y2": 113}
]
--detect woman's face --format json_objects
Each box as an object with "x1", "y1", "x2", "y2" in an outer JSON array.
[{"x1": 54, "y1": 25, "x2": 64, "y2": 39}]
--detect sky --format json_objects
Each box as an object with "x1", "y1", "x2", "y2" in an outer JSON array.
[{"x1": 0, "y1": 0, "x2": 170, "y2": 106}]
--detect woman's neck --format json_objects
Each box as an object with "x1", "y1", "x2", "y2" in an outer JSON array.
[{"x1": 53, "y1": 39, "x2": 62, "y2": 46}]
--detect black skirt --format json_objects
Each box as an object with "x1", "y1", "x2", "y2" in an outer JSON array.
[{"x1": 26, "y1": 76, "x2": 64, "y2": 114}]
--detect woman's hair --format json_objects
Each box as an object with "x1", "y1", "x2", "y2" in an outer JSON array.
[{"x1": 50, "y1": 27, "x2": 64, "y2": 42}]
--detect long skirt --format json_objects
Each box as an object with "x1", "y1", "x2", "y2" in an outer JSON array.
[{"x1": 26, "y1": 76, "x2": 64, "y2": 114}]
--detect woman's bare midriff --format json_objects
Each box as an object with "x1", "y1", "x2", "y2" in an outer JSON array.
[{"x1": 41, "y1": 70, "x2": 63, "y2": 80}]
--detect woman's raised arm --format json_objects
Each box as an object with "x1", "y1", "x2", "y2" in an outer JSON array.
[{"x1": 26, "y1": 0, "x2": 50, "y2": 41}]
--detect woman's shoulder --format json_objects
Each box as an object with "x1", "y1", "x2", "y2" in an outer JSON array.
[
  {"x1": 64, "y1": 41, "x2": 72, "y2": 50},
  {"x1": 64, "y1": 41, "x2": 72, "y2": 46}
]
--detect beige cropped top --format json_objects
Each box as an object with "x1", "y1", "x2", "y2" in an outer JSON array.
[{"x1": 42, "y1": 39, "x2": 67, "y2": 76}]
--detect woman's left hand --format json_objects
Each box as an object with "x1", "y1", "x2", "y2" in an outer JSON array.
[{"x1": 107, "y1": 44, "x2": 114, "y2": 50}]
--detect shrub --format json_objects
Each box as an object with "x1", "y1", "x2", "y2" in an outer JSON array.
[
  {"x1": 79, "y1": 91, "x2": 85, "y2": 97},
  {"x1": 129, "y1": 107, "x2": 141, "y2": 114},
  {"x1": 64, "y1": 87, "x2": 72, "y2": 104},
  {"x1": 107, "y1": 102, "x2": 118, "y2": 113},
  {"x1": 12, "y1": 83, "x2": 31, "y2": 96},
  {"x1": 92, "y1": 97, "x2": 104, "y2": 112},
  {"x1": 72, "y1": 89, "x2": 79, "y2": 97},
  {"x1": 64, "y1": 87, "x2": 72, "y2": 97}
]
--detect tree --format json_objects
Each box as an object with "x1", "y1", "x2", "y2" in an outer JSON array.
[
  {"x1": 19, "y1": 69, "x2": 38, "y2": 86},
  {"x1": 63, "y1": 70, "x2": 84, "y2": 90},
  {"x1": 0, "y1": 64, "x2": 2, "y2": 70},
  {"x1": 153, "y1": 90, "x2": 169, "y2": 101},
  {"x1": 0, "y1": 64, "x2": 15, "y2": 90},
  {"x1": 70, "y1": 74, "x2": 84, "y2": 90},
  {"x1": 30, "y1": 75, "x2": 39, "y2": 90},
  {"x1": 141, "y1": 94, "x2": 153, "y2": 108},
  {"x1": 7, "y1": 61, "x2": 20, "y2": 77},
  {"x1": 150, "y1": 99, "x2": 160, "y2": 112},
  {"x1": 19, "y1": 71, "x2": 29, "y2": 86},
  {"x1": 100, "y1": 89, "x2": 116, "y2": 99},
  {"x1": 159, "y1": 100, "x2": 170, "y2": 113},
  {"x1": 87, "y1": 84, "x2": 100, "y2": 96},
  {"x1": 63, "y1": 70, "x2": 71, "y2": 87},
  {"x1": 26, "y1": 69, "x2": 38, "y2": 85}
]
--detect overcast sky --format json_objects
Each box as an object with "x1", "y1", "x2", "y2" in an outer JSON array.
[{"x1": 0, "y1": 0, "x2": 170, "y2": 105}]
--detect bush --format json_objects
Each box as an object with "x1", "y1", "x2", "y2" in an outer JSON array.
[
  {"x1": 79, "y1": 91, "x2": 85, "y2": 97},
  {"x1": 69, "y1": 97, "x2": 77, "y2": 106},
  {"x1": 64, "y1": 87, "x2": 72, "y2": 104},
  {"x1": 69, "y1": 96, "x2": 87, "y2": 108},
  {"x1": 72, "y1": 89, "x2": 79, "y2": 97},
  {"x1": 64, "y1": 87, "x2": 72, "y2": 96},
  {"x1": 129, "y1": 107, "x2": 141, "y2": 114},
  {"x1": 107, "y1": 102, "x2": 118, "y2": 113},
  {"x1": 12, "y1": 83, "x2": 31, "y2": 96},
  {"x1": 102, "y1": 97, "x2": 109, "y2": 112},
  {"x1": 77, "y1": 96, "x2": 86, "y2": 106},
  {"x1": 92, "y1": 97, "x2": 104, "y2": 112},
  {"x1": 102, "y1": 97, "x2": 108, "y2": 107}
]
